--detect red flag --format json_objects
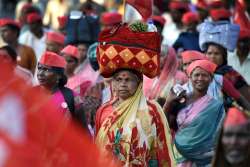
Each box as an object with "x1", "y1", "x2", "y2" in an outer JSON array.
[
  {"x1": 125, "y1": 0, "x2": 152, "y2": 20},
  {"x1": 234, "y1": 0, "x2": 250, "y2": 29},
  {"x1": 0, "y1": 61, "x2": 118, "y2": 167}
]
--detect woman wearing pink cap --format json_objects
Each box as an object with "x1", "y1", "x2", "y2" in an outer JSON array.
[{"x1": 164, "y1": 59, "x2": 225, "y2": 167}]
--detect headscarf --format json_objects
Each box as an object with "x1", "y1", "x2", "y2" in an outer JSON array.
[{"x1": 187, "y1": 59, "x2": 217, "y2": 76}]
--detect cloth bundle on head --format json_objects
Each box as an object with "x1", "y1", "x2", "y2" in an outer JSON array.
[
  {"x1": 0, "y1": 18, "x2": 20, "y2": 29},
  {"x1": 27, "y1": 12, "x2": 42, "y2": 24},
  {"x1": 169, "y1": 1, "x2": 190, "y2": 11},
  {"x1": 101, "y1": 12, "x2": 122, "y2": 26},
  {"x1": 46, "y1": 31, "x2": 65, "y2": 45},
  {"x1": 224, "y1": 107, "x2": 249, "y2": 127},
  {"x1": 97, "y1": 23, "x2": 161, "y2": 78},
  {"x1": 198, "y1": 20, "x2": 240, "y2": 51},
  {"x1": 182, "y1": 12, "x2": 199, "y2": 25},
  {"x1": 210, "y1": 8, "x2": 231, "y2": 21},
  {"x1": 187, "y1": 59, "x2": 217, "y2": 76},
  {"x1": 181, "y1": 50, "x2": 207, "y2": 63},
  {"x1": 152, "y1": 15, "x2": 166, "y2": 26},
  {"x1": 61, "y1": 45, "x2": 79, "y2": 59},
  {"x1": 39, "y1": 51, "x2": 66, "y2": 68}
]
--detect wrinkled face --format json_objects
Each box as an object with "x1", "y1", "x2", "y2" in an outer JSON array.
[
  {"x1": 37, "y1": 64, "x2": 59, "y2": 89},
  {"x1": 113, "y1": 70, "x2": 140, "y2": 101},
  {"x1": 222, "y1": 124, "x2": 250, "y2": 165},
  {"x1": 1, "y1": 26, "x2": 18, "y2": 44},
  {"x1": 77, "y1": 44, "x2": 88, "y2": 63},
  {"x1": 205, "y1": 45, "x2": 224, "y2": 66},
  {"x1": 190, "y1": 67, "x2": 211, "y2": 92},
  {"x1": 64, "y1": 55, "x2": 78, "y2": 76},
  {"x1": 46, "y1": 41, "x2": 63, "y2": 54}
]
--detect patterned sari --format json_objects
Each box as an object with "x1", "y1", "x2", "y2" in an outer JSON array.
[
  {"x1": 173, "y1": 95, "x2": 225, "y2": 167},
  {"x1": 95, "y1": 83, "x2": 176, "y2": 167}
]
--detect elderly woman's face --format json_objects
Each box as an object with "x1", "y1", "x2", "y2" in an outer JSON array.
[
  {"x1": 222, "y1": 124, "x2": 250, "y2": 165},
  {"x1": 190, "y1": 67, "x2": 212, "y2": 92},
  {"x1": 205, "y1": 45, "x2": 224, "y2": 66},
  {"x1": 113, "y1": 70, "x2": 140, "y2": 100}
]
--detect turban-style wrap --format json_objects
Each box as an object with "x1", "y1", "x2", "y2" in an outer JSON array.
[
  {"x1": 46, "y1": 32, "x2": 65, "y2": 45},
  {"x1": 181, "y1": 50, "x2": 207, "y2": 64},
  {"x1": 182, "y1": 12, "x2": 199, "y2": 25},
  {"x1": 152, "y1": 15, "x2": 166, "y2": 26},
  {"x1": 224, "y1": 107, "x2": 249, "y2": 127},
  {"x1": 101, "y1": 12, "x2": 122, "y2": 26},
  {"x1": 27, "y1": 12, "x2": 42, "y2": 24},
  {"x1": 39, "y1": 51, "x2": 66, "y2": 68},
  {"x1": 210, "y1": 8, "x2": 231, "y2": 21},
  {"x1": 187, "y1": 59, "x2": 217, "y2": 76},
  {"x1": 61, "y1": 45, "x2": 79, "y2": 59},
  {"x1": 97, "y1": 23, "x2": 161, "y2": 78}
]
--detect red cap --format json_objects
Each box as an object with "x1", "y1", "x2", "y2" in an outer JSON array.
[
  {"x1": 39, "y1": 51, "x2": 66, "y2": 68},
  {"x1": 27, "y1": 13, "x2": 42, "y2": 24},
  {"x1": 209, "y1": 0, "x2": 225, "y2": 9},
  {"x1": 0, "y1": 18, "x2": 21, "y2": 29},
  {"x1": 196, "y1": 0, "x2": 208, "y2": 10},
  {"x1": 187, "y1": 59, "x2": 217, "y2": 76},
  {"x1": 224, "y1": 107, "x2": 249, "y2": 127},
  {"x1": 57, "y1": 16, "x2": 68, "y2": 28},
  {"x1": 46, "y1": 32, "x2": 65, "y2": 45},
  {"x1": 239, "y1": 28, "x2": 250, "y2": 39},
  {"x1": 210, "y1": 8, "x2": 231, "y2": 21},
  {"x1": 61, "y1": 45, "x2": 79, "y2": 59},
  {"x1": 152, "y1": 15, "x2": 166, "y2": 26},
  {"x1": 101, "y1": 12, "x2": 122, "y2": 26},
  {"x1": 169, "y1": 1, "x2": 189, "y2": 11},
  {"x1": 182, "y1": 12, "x2": 199, "y2": 25},
  {"x1": 181, "y1": 50, "x2": 207, "y2": 64}
]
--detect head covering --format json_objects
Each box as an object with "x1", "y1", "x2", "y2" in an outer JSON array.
[
  {"x1": 187, "y1": 59, "x2": 217, "y2": 76},
  {"x1": 210, "y1": 8, "x2": 231, "y2": 21},
  {"x1": 57, "y1": 16, "x2": 68, "y2": 28},
  {"x1": 61, "y1": 45, "x2": 79, "y2": 59},
  {"x1": 196, "y1": 0, "x2": 208, "y2": 10},
  {"x1": 101, "y1": 12, "x2": 122, "y2": 26},
  {"x1": 152, "y1": 15, "x2": 166, "y2": 26},
  {"x1": 27, "y1": 12, "x2": 42, "y2": 24},
  {"x1": 209, "y1": 0, "x2": 225, "y2": 8},
  {"x1": 97, "y1": 23, "x2": 161, "y2": 78},
  {"x1": 39, "y1": 51, "x2": 66, "y2": 68},
  {"x1": 169, "y1": 1, "x2": 189, "y2": 11},
  {"x1": 181, "y1": 50, "x2": 207, "y2": 64},
  {"x1": 224, "y1": 107, "x2": 249, "y2": 127},
  {"x1": 46, "y1": 32, "x2": 65, "y2": 45},
  {"x1": 182, "y1": 12, "x2": 199, "y2": 25},
  {"x1": 0, "y1": 18, "x2": 20, "y2": 29},
  {"x1": 239, "y1": 29, "x2": 250, "y2": 39}
]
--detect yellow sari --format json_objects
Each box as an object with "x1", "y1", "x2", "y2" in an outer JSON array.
[{"x1": 96, "y1": 83, "x2": 176, "y2": 167}]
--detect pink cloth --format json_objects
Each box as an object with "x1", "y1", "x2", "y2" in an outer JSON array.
[{"x1": 177, "y1": 95, "x2": 212, "y2": 129}]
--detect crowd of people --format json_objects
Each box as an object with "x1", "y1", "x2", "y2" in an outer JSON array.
[{"x1": 0, "y1": 0, "x2": 250, "y2": 166}]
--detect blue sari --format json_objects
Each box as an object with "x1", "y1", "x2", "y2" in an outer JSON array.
[{"x1": 174, "y1": 96, "x2": 225, "y2": 166}]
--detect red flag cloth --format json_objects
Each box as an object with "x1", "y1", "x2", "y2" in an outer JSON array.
[
  {"x1": 234, "y1": 0, "x2": 250, "y2": 39},
  {"x1": 0, "y1": 61, "x2": 118, "y2": 167},
  {"x1": 224, "y1": 107, "x2": 249, "y2": 127},
  {"x1": 126, "y1": 0, "x2": 152, "y2": 20},
  {"x1": 187, "y1": 59, "x2": 217, "y2": 76}
]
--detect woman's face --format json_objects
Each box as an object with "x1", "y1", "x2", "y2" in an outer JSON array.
[
  {"x1": 190, "y1": 67, "x2": 212, "y2": 93},
  {"x1": 37, "y1": 64, "x2": 59, "y2": 89},
  {"x1": 205, "y1": 45, "x2": 224, "y2": 66},
  {"x1": 64, "y1": 55, "x2": 78, "y2": 77},
  {"x1": 113, "y1": 70, "x2": 140, "y2": 101},
  {"x1": 222, "y1": 124, "x2": 250, "y2": 165}
]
